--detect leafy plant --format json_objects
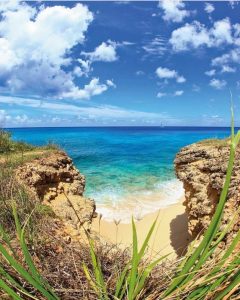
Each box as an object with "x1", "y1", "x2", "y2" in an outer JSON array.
[{"x1": 0, "y1": 204, "x2": 60, "y2": 300}]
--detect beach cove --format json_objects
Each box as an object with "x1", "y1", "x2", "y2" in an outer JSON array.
[
  {"x1": 9, "y1": 127, "x2": 233, "y2": 257},
  {"x1": 92, "y1": 196, "x2": 190, "y2": 257}
]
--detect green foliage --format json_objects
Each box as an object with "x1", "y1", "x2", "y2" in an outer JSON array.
[
  {"x1": 0, "y1": 129, "x2": 35, "y2": 154},
  {"x1": 0, "y1": 205, "x2": 60, "y2": 300},
  {"x1": 0, "y1": 129, "x2": 59, "y2": 155},
  {"x1": 0, "y1": 130, "x2": 12, "y2": 153},
  {"x1": 83, "y1": 217, "x2": 168, "y2": 300}
]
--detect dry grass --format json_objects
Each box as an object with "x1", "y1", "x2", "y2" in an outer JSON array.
[{"x1": 197, "y1": 137, "x2": 231, "y2": 147}]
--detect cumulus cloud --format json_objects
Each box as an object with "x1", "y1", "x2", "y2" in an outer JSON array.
[
  {"x1": 221, "y1": 65, "x2": 236, "y2": 73},
  {"x1": 81, "y1": 41, "x2": 118, "y2": 62},
  {"x1": 158, "y1": 0, "x2": 190, "y2": 23},
  {"x1": 61, "y1": 78, "x2": 114, "y2": 100},
  {"x1": 205, "y1": 3, "x2": 215, "y2": 14},
  {"x1": 170, "y1": 18, "x2": 233, "y2": 51},
  {"x1": 212, "y1": 48, "x2": 240, "y2": 66},
  {"x1": 156, "y1": 67, "x2": 186, "y2": 83},
  {"x1": 209, "y1": 78, "x2": 227, "y2": 89},
  {"x1": 176, "y1": 75, "x2": 186, "y2": 83},
  {"x1": 0, "y1": 1, "x2": 116, "y2": 100},
  {"x1": 174, "y1": 90, "x2": 184, "y2": 96},
  {"x1": 205, "y1": 69, "x2": 216, "y2": 76}
]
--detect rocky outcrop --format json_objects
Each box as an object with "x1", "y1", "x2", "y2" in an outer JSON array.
[
  {"x1": 175, "y1": 140, "x2": 240, "y2": 248},
  {"x1": 16, "y1": 151, "x2": 96, "y2": 235}
]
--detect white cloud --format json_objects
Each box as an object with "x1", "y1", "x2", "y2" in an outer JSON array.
[
  {"x1": 156, "y1": 67, "x2": 186, "y2": 83},
  {"x1": 15, "y1": 114, "x2": 28, "y2": 124},
  {"x1": 211, "y1": 18, "x2": 233, "y2": 45},
  {"x1": 0, "y1": 95, "x2": 182, "y2": 126},
  {"x1": 157, "y1": 92, "x2": 167, "y2": 98},
  {"x1": 170, "y1": 21, "x2": 210, "y2": 51},
  {"x1": 81, "y1": 41, "x2": 118, "y2": 62},
  {"x1": 106, "y1": 79, "x2": 116, "y2": 88},
  {"x1": 0, "y1": 3, "x2": 93, "y2": 66},
  {"x1": 158, "y1": 0, "x2": 190, "y2": 23},
  {"x1": 156, "y1": 67, "x2": 177, "y2": 79},
  {"x1": 142, "y1": 36, "x2": 166, "y2": 56},
  {"x1": 136, "y1": 70, "x2": 144, "y2": 76},
  {"x1": 212, "y1": 48, "x2": 240, "y2": 66},
  {"x1": 174, "y1": 90, "x2": 184, "y2": 96},
  {"x1": 74, "y1": 59, "x2": 92, "y2": 77},
  {"x1": 0, "y1": 1, "x2": 115, "y2": 100},
  {"x1": 176, "y1": 75, "x2": 186, "y2": 83},
  {"x1": 209, "y1": 78, "x2": 227, "y2": 89},
  {"x1": 61, "y1": 78, "x2": 113, "y2": 100},
  {"x1": 205, "y1": 3, "x2": 215, "y2": 14},
  {"x1": 221, "y1": 65, "x2": 236, "y2": 73},
  {"x1": 205, "y1": 69, "x2": 216, "y2": 76},
  {"x1": 170, "y1": 18, "x2": 233, "y2": 51}
]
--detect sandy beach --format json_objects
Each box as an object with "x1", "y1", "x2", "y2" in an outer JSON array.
[{"x1": 92, "y1": 196, "x2": 191, "y2": 258}]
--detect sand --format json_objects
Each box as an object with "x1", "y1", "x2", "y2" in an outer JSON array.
[{"x1": 92, "y1": 196, "x2": 191, "y2": 258}]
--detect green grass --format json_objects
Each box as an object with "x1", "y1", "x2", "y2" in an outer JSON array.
[
  {"x1": 0, "y1": 115, "x2": 239, "y2": 299},
  {"x1": 0, "y1": 129, "x2": 59, "y2": 156}
]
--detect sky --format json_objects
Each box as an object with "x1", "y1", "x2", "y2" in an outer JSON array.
[{"x1": 0, "y1": 0, "x2": 240, "y2": 127}]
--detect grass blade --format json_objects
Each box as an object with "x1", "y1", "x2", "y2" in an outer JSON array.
[
  {"x1": 12, "y1": 204, "x2": 60, "y2": 300},
  {"x1": 0, "y1": 242, "x2": 58, "y2": 300},
  {"x1": 133, "y1": 253, "x2": 169, "y2": 298},
  {"x1": 82, "y1": 262, "x2": 98, "y2": 293},
  {"x1": 0, "y1": 278, "x2": 23, "y2": 300},
  {"x1": 114, "y1": 262, "x2": 130, "y2": 299},
  {"x1": 89, "y1": 240, "x2": 108, "y2": 300},
  {"x1": 128, "y1": 217, "x2": 139, "y2": 300}
]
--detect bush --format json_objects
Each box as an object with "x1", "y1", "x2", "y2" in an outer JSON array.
[{"x1": 0, "y1": 130, "x2": 12, "y2": 153}]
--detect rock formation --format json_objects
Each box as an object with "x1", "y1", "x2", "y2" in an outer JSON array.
[
  {"x1": 16, "y1": 151, "x2": 96, "y2": 236},
  {"x1": 175, "y1": 140, "x2": 240, "y2": 249}
]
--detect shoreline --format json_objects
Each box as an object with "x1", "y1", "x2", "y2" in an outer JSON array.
[{"x1": 92, "y1": 196, "x2": 191, "y2": 257}]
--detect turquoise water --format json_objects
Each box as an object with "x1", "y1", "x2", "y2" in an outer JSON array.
[{"x1": 8, "y1": 127, "x2": 230, "y2": 222}]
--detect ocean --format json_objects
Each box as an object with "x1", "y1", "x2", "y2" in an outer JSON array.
[{"x1": 8, "y1": 127, "x2": 231, "y2": 222}]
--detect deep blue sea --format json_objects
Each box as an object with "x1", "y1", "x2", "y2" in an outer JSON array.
[{"x1": 8, "y1": 127, "x2": 231, "y2": 222}]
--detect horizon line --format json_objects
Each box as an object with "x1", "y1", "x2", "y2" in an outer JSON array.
[{"x1": 4, "y1": 125, "x2": 236, "y2": 129}]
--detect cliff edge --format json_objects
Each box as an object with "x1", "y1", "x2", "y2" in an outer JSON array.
[
  {"x1": 15, "y1": 151, "x2": 96, "y2": 236},
  {"x1": 175, "y1": 139, "x2": 240, "y2": 248}
]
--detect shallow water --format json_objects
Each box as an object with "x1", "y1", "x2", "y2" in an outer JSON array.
[{"x1": 9, "y1": 126, "x2": 231, "y2": 222}]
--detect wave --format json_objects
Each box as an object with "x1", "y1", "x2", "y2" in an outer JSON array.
[{"x1": 90, "y1": 179, "x2": 184, "y2": 223}]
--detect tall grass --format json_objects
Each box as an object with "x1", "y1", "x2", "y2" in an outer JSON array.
[{"x1": 0, "y1": 115, "x2": 239, "y2": 299}]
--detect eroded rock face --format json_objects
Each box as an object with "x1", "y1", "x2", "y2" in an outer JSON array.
[
  {"x1": 175, "y1": 141, "x2": 240, "y2": 248},
  {"x1": 16, "y1": 151, "x2": 96, "y2": 234}
]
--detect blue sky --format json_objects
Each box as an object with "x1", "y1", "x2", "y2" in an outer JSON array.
[{"x1": 0, "y1": 0, "x2": 240, "y2": 127}]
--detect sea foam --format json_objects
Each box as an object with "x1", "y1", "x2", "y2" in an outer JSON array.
[{"x1": 93, "y1": 178, "x2": 184, "y2": 223}]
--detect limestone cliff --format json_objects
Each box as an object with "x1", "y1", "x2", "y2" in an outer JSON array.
[
  {"x1": 175, "y1": 140, "x2": 240, "y2": 248},
  {"x1": 16, "y1": 151, "x2": 96, "y2": 235}
]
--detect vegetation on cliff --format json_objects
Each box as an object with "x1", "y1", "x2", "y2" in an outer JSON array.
[
  {"x1": 0, "y1": 129, "x2": 59, "y2": 155},
  {"x1": 0, "y1": 129, "x2": 239, "y2": 299}
]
